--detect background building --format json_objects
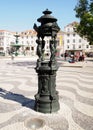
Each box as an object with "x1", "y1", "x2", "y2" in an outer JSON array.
[
  {"x1": 0, "y1": 22, "x2": 93, "y2": 57},
  {"x1": 19, "y1": 30, "x2": 51, "y2": 56},
  {"x1": 56, "y1": 30, "x2": 64, "y2": 56},
  {"x1": 0, "y1": 30, "x2": 15, "y2": 55},
  {"x1": 19, "y1": 30, "x2": 37, "y2": 56},
  {"x1": 19, "y1": 30, "x2": 64, "y2": 57},
  {"x1": 63, "y1": 22, "x2": 93, "y2": 56}
]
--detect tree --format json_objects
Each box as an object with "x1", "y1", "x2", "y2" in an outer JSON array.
[{"x1": 74, "y1": 0, "x2": 93, "y2": 45}]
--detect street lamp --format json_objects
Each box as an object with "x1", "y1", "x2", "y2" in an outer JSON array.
[{"x1": 33, "y1": 9, "x2": 60, "y2": 113}]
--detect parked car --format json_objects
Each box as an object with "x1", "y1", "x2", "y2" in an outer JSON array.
[{"x1": 86, "y1": 52, "x2": 93, "y2": 57}]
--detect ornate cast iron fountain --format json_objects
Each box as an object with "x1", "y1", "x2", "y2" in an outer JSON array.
[{"x1": 33, "y1": 9, "x2": 60, "y2": 113}]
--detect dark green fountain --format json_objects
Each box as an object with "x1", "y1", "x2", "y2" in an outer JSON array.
[
  {"x1": 33, "y1": 9, "x2": 60, "y2": 113},
  {"x1": 11, "y1": 32, "x2": 21, "y2": 56}
]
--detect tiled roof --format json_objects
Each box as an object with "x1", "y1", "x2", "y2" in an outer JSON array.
[
  {"x1": 0, "y1": 30, "x2": 15, "y2": 33},
  {"x1": 65, "y1": 21, "x2": 79, "y2": 27},
  {"x1": 20, "y1": 29, "x2": 37, "y2": 36}
]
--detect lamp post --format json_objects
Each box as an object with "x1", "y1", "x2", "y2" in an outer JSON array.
[{"x1": 33, "y1": 9, "x2": 60, "y2": 113}]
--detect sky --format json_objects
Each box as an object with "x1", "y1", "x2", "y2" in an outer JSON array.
[{"x1": 0, "y1": 0, "x2": 79, "y2": 32}]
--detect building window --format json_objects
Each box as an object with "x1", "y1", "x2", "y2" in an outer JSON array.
[
  {"x1": 67, "y1": 45, "x2": 69, "y2": 49},
  {"x1": 67, "y1": 39, "x2": 70, "y2": 43},
  {"x1": 31, "y1": 47, "x2": 34, "y2": 50},
  {"x1": 90, "y1": 45, "x2": 93, "y2": 49},
  {"x1": 86, "y1": 45, "x2": 89, "y2": 48},
  {"x1": 79, "y1": 45, "x2": 81, "y2": 48},
  {"x1": 67, "y1": 33, "x2": 70, "y2": 36},
  {"x1": 73, "y1": 33, "x2": 75, "y2": 37},
  {"x1": 73, "y1": 39, "x2": 75, "y2": 43}
]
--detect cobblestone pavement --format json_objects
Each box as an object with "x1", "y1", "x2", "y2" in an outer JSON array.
[{"x1": 0, "y1": 57, "x2": 93, "y2": 130}]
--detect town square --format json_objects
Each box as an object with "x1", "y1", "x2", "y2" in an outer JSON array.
[
  {"x1": 0, "y1": 0, "x2": 93, "y2": 130},
  {"x1": 0, "y1": 56, "x2": 93, "y2": 130}
]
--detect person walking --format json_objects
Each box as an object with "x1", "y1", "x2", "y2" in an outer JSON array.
[
  {"x1": 64, "y1": 52, "x2": 67, "y2": 60},
  {"x1": 11, "y1": 54, "x2": 15, "y2": 61}
]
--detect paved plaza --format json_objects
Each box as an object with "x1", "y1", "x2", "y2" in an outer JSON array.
[{"x1": 0, "y1": 57, "x2": 93, "y2": 130}]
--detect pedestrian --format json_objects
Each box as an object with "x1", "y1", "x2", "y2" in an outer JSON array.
[
  {"x1": 11, "y1": 54, "x2": 14, "y2": 60},
  {"x1": 69, "y1": 54, "x2": 75, "y2": 63},
  {"x1": 82, "y1": 54, "x2": 85, "y2": 61},
  {"x1": 64, "y1": 52, "x2": 67, "y2": 60}
]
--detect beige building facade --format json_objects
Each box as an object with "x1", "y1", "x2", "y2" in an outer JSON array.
[
  {"x1": 1, "y1": 22, "x2": 93, "y2": 57},
  {"x1": 0, "y1": 30, "x2": 15, "y2": 55}
]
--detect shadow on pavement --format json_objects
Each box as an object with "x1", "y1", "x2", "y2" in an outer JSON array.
[{"x1": 0, "y1": 88, "x2": 35, "y2": 110}]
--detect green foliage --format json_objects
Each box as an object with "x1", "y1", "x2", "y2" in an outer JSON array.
[{"x1": 74, "y1": 0, "x2": 93, "y2": 45}]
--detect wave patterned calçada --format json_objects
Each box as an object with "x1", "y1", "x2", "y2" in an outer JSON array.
[{"x1": 0, "y1": 59, "x2": 93, "y2": 130}]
